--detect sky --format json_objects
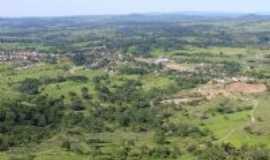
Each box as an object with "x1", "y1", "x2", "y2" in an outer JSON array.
[{"x1": 1, "y1": 0, "x2": 270, "y2": 17}]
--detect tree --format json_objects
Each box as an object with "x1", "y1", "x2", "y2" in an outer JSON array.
[
  {"x1": 18, "y1": 78, "x2": 40, "y2": 95},
  {"x1": 70, "y1": 98, "x2": 85, "y2": 111},
  {"x1": 154, "y1": 130, "x2": 167, "y2": 144},
  {"x1": 0, "y1": 136, "x2": 9, "y2": 151},
  {"x1": 71, "y1": 53, "x2": 87, "y2": 65},
  {"x1": 81, "y1": 87, "x2": 91, "y2": 100}
]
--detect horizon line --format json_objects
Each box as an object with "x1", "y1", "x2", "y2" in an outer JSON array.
[{"x1": 1, "y1": 10, "x2": 270, "y2": 19}]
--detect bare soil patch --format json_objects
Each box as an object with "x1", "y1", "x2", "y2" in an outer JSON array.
[
  {"x1": 225, "y1": 82, "x2": 267, "y2": 94},
  {"x1": 197, "y1": 82, "x2": 267, "y2": 100},
  {"x1": 165, "y1": 63, "x2": 184, "y2": 71},
  {"x1": 165, "y1": 62, "x2": 193, "y2": 72},
  {"x1": 162, "y1": 97, "x2": 204, "y2": 105},
  {"x1": 165, "y1": 81, "x2": 268, "y2": 104}
]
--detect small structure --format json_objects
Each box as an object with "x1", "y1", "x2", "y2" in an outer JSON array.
[
  {"x1": 0, "y1": 51, "x2": 45, "y2": 63},
  {"x1": 154, "y1": 57, "x2": 170, "y2": 65}
]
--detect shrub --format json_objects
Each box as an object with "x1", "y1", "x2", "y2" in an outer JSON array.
[
  {"x1": 70, "y1": 98, "x2": 85, "y2": 111},
  {"x1": 0, "y1": 136, "x2": 9, "y2": 151},
  {"x1": 18, "y1": 78, "x2": 40, "y2": 95},
  {"x1": 81, "y1": 87, "x2": 92, "y2": 99}
]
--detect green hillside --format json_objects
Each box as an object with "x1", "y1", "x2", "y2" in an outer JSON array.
[{"x1": 0, "y1": 14, "x2": 270, "y2": 160}]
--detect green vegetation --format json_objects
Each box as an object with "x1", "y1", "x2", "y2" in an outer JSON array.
[{"x1": 0, "y1": 14, "x2": 270, "y2": 159}]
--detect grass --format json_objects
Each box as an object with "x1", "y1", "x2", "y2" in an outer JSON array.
[
  {"x1": 0, "y1": 46, "x2": 270, "y2": 159},
  {"x1": 200, "y1": 94, "x2": 270, "y2": 147}
]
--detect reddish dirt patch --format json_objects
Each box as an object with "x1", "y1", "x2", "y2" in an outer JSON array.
[
  {"x1": 225, "y1": 82, "x2": 267, "y2": 94},
  {"x1": 164, "y1": 81, "x2": 267, "y2": 104},
  {"x1": 196, "y1": 82, "x2": 267, "y2": 100}
]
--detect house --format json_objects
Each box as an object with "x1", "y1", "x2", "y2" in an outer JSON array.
[{"x1": 0, "y1": 51, "x2": 45, "y2": 63}]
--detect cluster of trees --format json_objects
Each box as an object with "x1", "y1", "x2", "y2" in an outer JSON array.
[
  {"x1": 198, "y1": 143, "x2": 270, "y2": 160},
  {"x1": 216, "y1": 101, "x2": 253, "y2": 114},
  {"x1": 93, "y1": 75, "x2": 147, "y2": 104},
  {"x1": 169, "y1": 72, "x2": 209, "y2": 90},
  {"x1": 118, "y1": 61, "x2": 162, "y2": 75},
  {"x1": 69, "y1": 50, "x2": 116, "y2": 69},
  {"x1": 18, "y1": 75, "x2": 89, "y2": 95},
  {"x1": 160, "y1": 122, "x2": 209, "y2": 138},
  {"x1": 18, "y1": 78, "x2": 40, "y2": 95},
  {"x1": 60, "y1": 137, "x2": 182, "y2": 160},
  {"x1": 223, "y1": 61, "x2": 242, "y2": 75},
  {"x1": 115, "y1": 143, "x2": 181, "y2": 160},
  {"x1": 118, "y1": 64, "x2": 150, "y2": 75},
  {"x1": 0, "y1": 95, "x2": 64, "y2": 150},
  {"x1": 45, "y1": 74, "x2": 155, "y2": 133}
]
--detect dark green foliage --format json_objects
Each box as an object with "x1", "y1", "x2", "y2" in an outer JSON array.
[
  {"x1": 0, "y1": 136, "x2": 9, "y2": 151},
  {"x1": 71, "y1": 53, "x2": 88, "y2": 65},
  {"x1": 115, "y1": 107, "x2": 156, "y2": 129},
  {"x1": 70, "y1": 97, "x2": 85, "y2": 111},
  {"x1": 199, "y1": 144, "x2": 270, "y2": 160},
  {"x1": 216, "y1": 101, "x2": 253, "y2": 114},
  {"x1": 18, "y1": 78, "x2": 40, "y2": 95},
  {"x1": 118, "y1": 62, "x2": 161, "y2": 75},
  {"x1": 148, "y1": 146, "x2": 180, "y2": 159},
  {"x1": 161, "y1": 122, "x2": 209, "y2": 137},
  {"x1": 67, "y1": 75, "x2": 88, "y2": 82},
  {"x1": 170, "y1": 73, "x2": 209, "y2": 90},
  {"x1": 217, "y1": 102, "x2": 235, "y2": 114},
  {"x1": 0, "y1": 95, "x2": 64, "y2": 149},
  {"x1": 153, "y1": 130, "x2": 167, "y2": 144},
  {"x1": 223, "y1": 61, "x2": 241, "y2": 75},
  {"x1": 8, "y1": 154, "x2": 35, "y2": 160},
  {"x1": 0, "y1": 95, "x2": 64, "y2": 127},
  {"x1": 81, "y1": 87, "x2": 92, "y2": 99},
  {"x1": 94, "y1": 75, "x2": 145, "y2": 104},
  {"x1": 119, "y1": 65, "x2": 148, "y2": 75},
  {"x1": 19, "y1": 75, "x2": 88, "y2": 95},
  {"x1": 111, "y1": 80, "x2": 143, "y2": 103},
  {"x1": 39, "y1": 75, "x2": 88, "y2": 85}
]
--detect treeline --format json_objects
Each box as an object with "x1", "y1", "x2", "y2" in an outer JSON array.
[{"x1": 1, "y1": 15, "x2": 270, "y2": 54}]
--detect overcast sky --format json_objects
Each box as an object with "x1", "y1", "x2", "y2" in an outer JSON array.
[{"x1": 1, "y1": 0, "x2": 270, "y2": 17}]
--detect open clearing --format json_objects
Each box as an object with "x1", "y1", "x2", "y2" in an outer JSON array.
[
  {"x1": 225, "y1": 82, "x2": 267, "y2": 94},
  {"x1": 163, "y1": 81, "x2": 268, "y2": 105}
]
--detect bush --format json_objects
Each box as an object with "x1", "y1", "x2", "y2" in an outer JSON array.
[
  {"x1": 0, "y1": 136, "x2": 9, "y2": 151},
  {"x1": 61, "y1": 139, "x2": 71, "y2": 150},
  {"x1": 149, "y1": 146, "x2": 180, "y2": 159},
  {"x1": 70, "y1": 98, "x2": 85, "y2": 111},
  {"x1": 153, "y1": 130, "x2": 167, "y2": 144},
  {"x1": 198, "y1": 144, "x2": 270, "y2": 160},
  {"x1": 9, "y1": 154, "x2": 35, "y2": 160},
  {"x1": 18, "y1": 78, "x2": 40, "y2": 95},
  {"x1": 81, "y1": 87, "x2": 92, "y2": 99}
]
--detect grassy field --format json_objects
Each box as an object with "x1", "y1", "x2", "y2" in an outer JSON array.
[{"x1": 1, "y1": 46, "x2": 270, "y2": 159}]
